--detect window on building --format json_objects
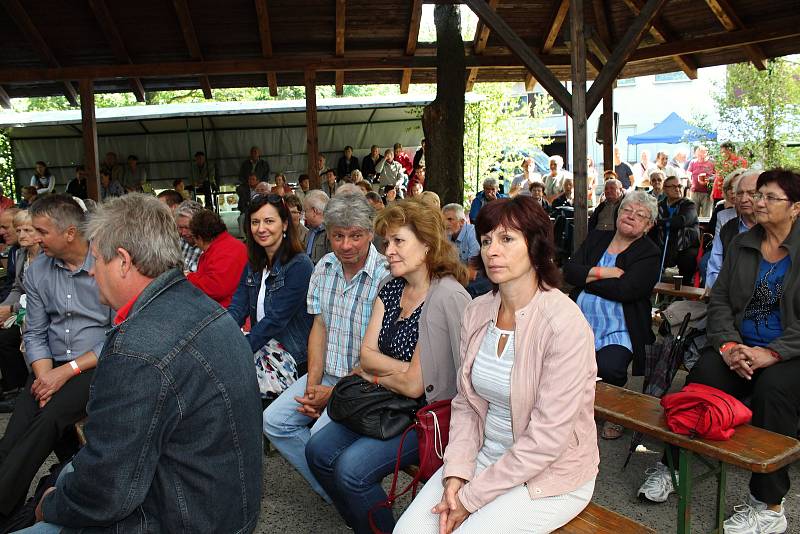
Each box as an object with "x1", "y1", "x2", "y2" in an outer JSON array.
[{"x1": 654, "y1": 71, "x2": 690, "y2": 83}]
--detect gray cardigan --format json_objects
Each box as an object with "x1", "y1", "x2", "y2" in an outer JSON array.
[
  {"x1": 1, "y1": 248, "x2": 28, "y2": 312},
  {"x1": 418, "y1": 275, "x2": 471, "y2": 402},
  {"x1": 709, "y1": 221, "x2": 800, "y2": 360}
]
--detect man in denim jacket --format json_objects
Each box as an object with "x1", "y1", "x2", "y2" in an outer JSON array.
[{"x1": 27, "y1": 194, "x2": 262, "y2": 533}]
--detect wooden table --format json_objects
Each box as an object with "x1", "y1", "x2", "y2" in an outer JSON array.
[
  {"x1": 595, "y1": 383, "x2": 800, "y2": 534},
  {"x1": 653, "y1": 282, "x2": 706, "y2": 301}
]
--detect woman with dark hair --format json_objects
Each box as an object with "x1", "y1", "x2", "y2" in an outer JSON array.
[
  {"x1": 648, "y1": 175, "x2": 700, "y2": 280},
  {"x1": 305, "y1": 199, "x2": 470, "y2": 534},
  {"x1": 228, "y1": 194, "x2": 314, "y2": 397},
  {"x1": 564, "y1": 191, "x2": 661, "y2": 440},
  {"x1": 30, "y1": 161, "x2": 56, "y2": 195},
  {"x1": 638, "y1": 169, "x2": 800, "y2": 533},
  {"x1": 186, "y1": 210, "x2": 247, "y2": 308},
  {"x1": 395, "y1": 196, "x2": 598, "y2": 533}
]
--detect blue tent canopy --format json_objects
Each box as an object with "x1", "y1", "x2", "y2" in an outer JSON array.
[{"x1": 627, "y1": 112, "x2": 716, "y2": 145}]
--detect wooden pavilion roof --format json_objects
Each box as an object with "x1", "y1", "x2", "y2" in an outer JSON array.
[{"x1": 0, "y1": 0, "x2": 798, "y2": 108}]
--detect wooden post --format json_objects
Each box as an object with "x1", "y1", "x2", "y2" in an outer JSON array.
[
  {"x1": 603, "y1": 91, "x2": 614, "y2": 171},
  {"x1": 79, "y1": 79, "x2": 100, "y2": 201},
  {"x1": 570, "y1": 0, "x2": 588, "y2": 252},
  {"x1": 304, "y1": 69, "x2": 320, "y2": 190}
]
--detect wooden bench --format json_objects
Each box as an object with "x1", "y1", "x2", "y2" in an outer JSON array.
[
  {"x1": 595, "y1": 382, "x2": 800, "y2": 534},
  {"x1": 652, "y1": 282, "x2": 706, "y2": 301},
  {"x1": 554, "y1": 502, "x2": 653, "y2": 533}
]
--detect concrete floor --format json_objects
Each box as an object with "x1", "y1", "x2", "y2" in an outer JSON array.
[{"x1": 3, "y1": 373, "x2": 799, "y2": 533}]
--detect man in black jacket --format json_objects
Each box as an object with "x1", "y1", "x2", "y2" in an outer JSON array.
[{"x1": 589, "y1": 179, "x2": 624, "y2": 232}]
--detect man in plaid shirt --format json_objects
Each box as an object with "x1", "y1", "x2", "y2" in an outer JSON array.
[
  {"x1": 263, "y1": 192, "x2": 389, "y2": 502},
  {"x1": 174, "y1": 200, "x2": 203, "y2": 272}
]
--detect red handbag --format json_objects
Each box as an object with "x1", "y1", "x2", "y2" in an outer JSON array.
[
  {"x1": 661, "y1": 383, "x2": 752, "y2": 440},
  {"x1": 368, "y1": 399, "x2": 452, "y2": 533}
]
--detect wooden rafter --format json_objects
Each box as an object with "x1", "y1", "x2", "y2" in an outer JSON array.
[
  {"x1": 87, "y1": 0, "x2": 146, "y2": 102},
  {"x1": 0, "y1": 0, "x2": 78, "y2": 105},
  {"x1": 401, "y1": 0, "x2": 424, "y2": 94},
  {"x1": 620, "y1": 0, "x2": 698, "y2": 79},
  {"x1": 254, "y1": 0, "x2": 278, "y2": 96},
  {"x1": 171, "y1": 0, "x2": 212, "y2": 98},
  {"x1": 463, "y1": 0, "x2": 574, "y2": 116},
  {"x1": 542, "y1": 0, "x2": 570, "y2": 54},
  {"x1": 587, "y1": 27, "x2": 613, "y2": 64},
  {"x1": 704, "y1": 0, "x2": 767, "y2": 70},
  {"x1": 335, "y1": 0, "x2": 346, "y2": 95},
  {"x1": 586, "y1": 0, "x2": 669, "y2": 114},
  {"x1": 466, "y1": 0, "x2": 500, "y2": 92},
  {"x1": 0, "y1": 85, "x2": 10, "y2": 109},
  {"x1": 524, "y1": 73, "x2": 537, "y2": 92},
  {"x1": 1, "y1": 18, "x2": 798, "y2": 85},
  {"x1": 592, "y1": 0, "x2": 612, "y2": 47}
]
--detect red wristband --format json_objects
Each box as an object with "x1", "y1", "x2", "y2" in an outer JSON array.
[
  {"x1": 719, "y1": 342, "x2": 737, "y2": 355},
  {"x1": 69, "y1": 360, "x2": 81, "y2": 376},
  {"x1": 768, "y1": 349, "x2": 782, "y2": 361},
  {"x1": 373, "y1": 375, "x2": 379, "y2": 386}
]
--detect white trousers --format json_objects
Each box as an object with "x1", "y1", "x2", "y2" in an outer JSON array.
[{"x1": 394, "y1": 466, "x2": 595, "y2": 534}]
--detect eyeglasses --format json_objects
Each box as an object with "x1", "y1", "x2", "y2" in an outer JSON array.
[
  {"x1": 620, "y1": 207, "x2": 651, "y2": 222},
  {"x1": 663, "y1": 185, "x2": 681, "y2": 190},
  {"x1": 752, "y1": 193, "x2": 792, "y2": 204},
  {"x1": 735, "y1": 190, "x2": 757, "y2": 199}
]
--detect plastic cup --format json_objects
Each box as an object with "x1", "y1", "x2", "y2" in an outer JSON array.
[{"x1": 673, "y1": 275, "x2": 683, "y2": 290}]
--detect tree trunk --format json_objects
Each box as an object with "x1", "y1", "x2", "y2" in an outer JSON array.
[{"x1": 422, "y1": 4, "x2": 465, "y2": 206}]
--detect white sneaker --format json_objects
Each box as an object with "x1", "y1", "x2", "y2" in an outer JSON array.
[
  {"x1": 637, "y1": 462, "x2": 676, "y2": 503},
  {"x1": 723, "y1": 495, "x2": 787, "y2": 534}
]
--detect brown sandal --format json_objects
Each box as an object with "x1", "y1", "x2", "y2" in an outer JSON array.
[{"x1": 601, "y1": 421, "x2": 624, "y2": 440}]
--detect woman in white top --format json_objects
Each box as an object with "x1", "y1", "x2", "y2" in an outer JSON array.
[{"x1": 30, "y1": 161, "x2": 56, "y2": 195}]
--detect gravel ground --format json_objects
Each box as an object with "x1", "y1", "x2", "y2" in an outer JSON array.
[{"x1": 2, "y1": 373, "x2": 798, "y2": 533}]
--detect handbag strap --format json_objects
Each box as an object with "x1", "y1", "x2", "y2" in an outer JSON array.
[{"x1": 368, "y1": 422, "x2": 424, "y2": 534}]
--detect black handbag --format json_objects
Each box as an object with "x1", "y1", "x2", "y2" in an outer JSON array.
[{"x1": 327, "y1": 375, "x2": 424, "y2": 440}]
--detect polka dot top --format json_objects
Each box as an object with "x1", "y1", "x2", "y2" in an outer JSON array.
[{"x1": 377, "y1": 277, "x2": 424, "y2": 362}]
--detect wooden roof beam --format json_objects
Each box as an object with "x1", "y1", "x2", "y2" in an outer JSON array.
[
  {"x1": 1, "y1": 0, "x2": 78, "y2": 105},
  {"x1": 334, "y1": 0, "x2": 346, "y2": 95},
  {"x1": 704, "y1": 0, "x2": 767, "y2": 70},
  {"x1": 620, "y1": 0, "x2": 697, "y2": 79},
  {"x1": 466, "y1": 0, "x2": 500, "y2": 92},
  {"x1": 464, "y1": 0, "x2": 573, "y2": 116},
  {"x1": 587, "y1": 0, "x2": 669, "y2": 114},
  {"x1": 543, "y1": 0, "x2": 570, "y2": 54},
  {"x1": 592, "y1": 0, "x2": 612, "y2": 47},
  {"x1": 254, "y1": 0, "x2": 278, "y2": 96},
  {"x1": 171, "y1": 0, "x2": 212, "y2": 99},
  {"x1": 0, "y1": 85, "x2": 10, "y2": 109},
  {"x1": 524, "y1": 73, "x2": 537, "y2": 92},
  {"x1": 87, "y1": 0, "x2": 146, "y2": 102},
  {"x1": 401, "y1": 0, "x2": 424, "y2": 94}
]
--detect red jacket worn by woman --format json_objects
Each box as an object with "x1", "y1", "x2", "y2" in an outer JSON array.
[{"x1": 187, "y1": 231, "x2": 247, "y2": 308}]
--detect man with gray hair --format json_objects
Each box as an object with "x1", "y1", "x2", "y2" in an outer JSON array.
[
  {"x1": 303, "y1": 189, "x2": 332, "y2": 264},
  {"x1": 589, "y1": 178, "x2": 625, "y2": 232},
  {"x1": 175, "y1": 199, "x2": 204, "y2": 272},
  {"x1": 263, "y1": 192, "x2": 389, "y2": 501},
  {"x1": 0, "y1": 194, "x2": 112, "y2": 522},
  {"x1": 27, "y1": 194, "x2": 262, "y2": 532},
  {"x1": 705, "y1": 169, "x2": 759, "y2": 289},
  {"x1": 442, "y1": 203, "x2": 479, "y2": 264},
  {"x1": 469, "y1": 177, "x2": 507, "y2": 221}
]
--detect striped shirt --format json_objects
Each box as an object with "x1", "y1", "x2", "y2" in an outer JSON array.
[
  {"x1": 576, "y1": 250, "x2": 632, "y2": 352},
  {"x1": 472, "y1": 324, "x2": 515, "y2": 470},
  {"x1": 307, "y1": 244, "x2": 389, "y2": 377}
]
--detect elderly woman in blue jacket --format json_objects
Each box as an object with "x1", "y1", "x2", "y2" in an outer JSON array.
[{"x1": 229, "y1": 193, "x2": 314, "y2": 398}]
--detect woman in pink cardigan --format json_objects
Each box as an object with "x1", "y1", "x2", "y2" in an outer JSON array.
[{"x1": 395, "y1": 196, "x2": 599, "y2": 533}]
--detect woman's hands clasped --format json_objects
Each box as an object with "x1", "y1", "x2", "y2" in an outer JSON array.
[
  {"x1": 721, "y1": 344, "x2": 779, "y2": 380},
  {"x1": 433, "y1": 477, "x2": 470, "y2": 534}
]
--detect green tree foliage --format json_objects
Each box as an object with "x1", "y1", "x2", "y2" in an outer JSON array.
[
  {"x1": 714, "y1": 58, "x2": 800, "y2": 169},
  {"x1": 0, "y1": 129, "x2": 15, "y2": 199},
  {"x1": 463, "y1": 83, "x2": 553, "y2": 200}
]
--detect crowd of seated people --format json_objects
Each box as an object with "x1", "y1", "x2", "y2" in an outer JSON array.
[{"x1": 2, "y1": 136, "x2": 799, "y2": 534}]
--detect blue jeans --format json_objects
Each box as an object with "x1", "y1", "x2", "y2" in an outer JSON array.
[
  {"x1": 305, "y1": 420, "x2": 419, "y2": 534},
  {"x1": 262, "y1": 372, "x2": 336, "y2": 501},
  {"x1": 12, "y1": 462, "x2": 75, "y2": 534}
]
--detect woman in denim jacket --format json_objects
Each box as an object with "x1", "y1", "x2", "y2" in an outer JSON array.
[{"x1": 229, "y1": 194, "x2": 314, "y2": 397}]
